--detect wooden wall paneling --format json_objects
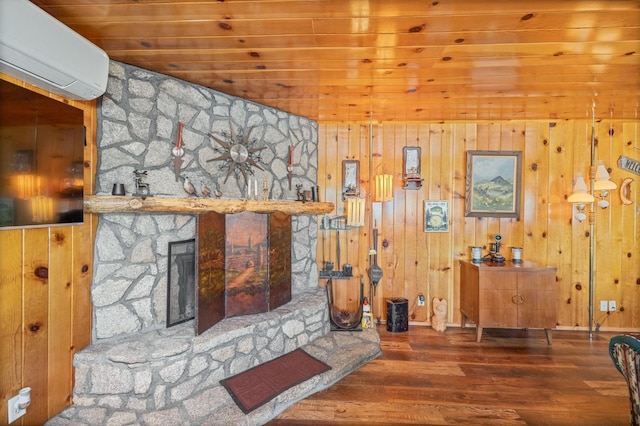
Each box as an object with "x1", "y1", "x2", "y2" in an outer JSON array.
[
  {"x1": 48, "y1": 227, "x2": 73, "y2": 413},
  {"x1": 22, "y1": 228, "x2": 50, "y2": 425},
  {"x1": 437, "y1": 124, "x2": 455, "y2": 322},
  {"x1": 0, "y1": 230, "x2": 23, "y2": 424},
  {"x1": 525, "y1": 122, "x2": 551, "y2": 264},
  {"x1": 498, "y1": 123, "x2": 516, "y2": 254},
  {"x1": 510, "y1": 122, "x2": 526, "y2": 250},
  {"x1": 0, "y1": 75, "x2": 96, "y2": 420},
  {"x1": 452, "y1": 123, "x2": 474, "y2": 324},
  {"x1": 390, "y1": 125, "x2": 407, "y2": 306},
  {"x1": 592, "y1": 120, "x2": 615, "y2": 328},
  {"x1": 72, "y1": 220, "x2": 93, "y2": 355},
  {"x1": 548, "y1": 121, "x2": 575, "y2": 327},
  {"x1": 423, "y1": 122, "x2": 437, "y2": 314},
  {"x1": 472, "y1": 123, "x2": 498, "y2": 252},
  {"x1": 459, "y1": 124, "x2": 477, "y2": 260},
  {"x1": 598, "y1": 120, "x2": 622, "y2": 328},
  {"x1": 356, "y1": 123, "x2": 370, "y2": 286},
  {"x1": 620, "y1": 122, "x2": 640, "y2": 329},
  {"x1": 402, "y1": 123, "x2": 420, "y2": 321},
  {"x1": 426, "y1": 124, "x2": 448, "y2": 320},
  {"x1": 369, "y1": 124, "x2": 392, "y2": 320},
  {"x1": 367, "y1": 124, "x2": 390, "y2": 320},
  {"x1": 317, "y1": 124, "x2": 335, "y2": 284},
  {"x1": 413, "y1": 123, "x2": 432, "y2": 322},
  {"x1": 318, "y1": 119, "x2": 640, "y2": 333},
  {"x1": 430, "y1": 124, "x2": 455, "y2": 321},
  {"x1": 72, "y1": 102, "x2": 97, "y2": 355}
]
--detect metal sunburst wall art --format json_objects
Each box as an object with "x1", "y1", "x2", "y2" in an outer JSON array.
[{"x1": 206, "y1": 122, "x2": 266, "y2": 184}]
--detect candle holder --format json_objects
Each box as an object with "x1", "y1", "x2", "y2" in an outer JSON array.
[{"x1": 263, "y1": 176, "x2": 269, "y2": 201}]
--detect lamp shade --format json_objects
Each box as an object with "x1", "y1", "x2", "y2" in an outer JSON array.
[
  {"x1": 374, "y1": 174, "x2": 393, "y2": 202},
  {"x1": 593, "y1": 163, "x2": 617, "y2": 191},
  {"x1": 346, "y1": 197, "x2": 365, "y2": 227},
  {"x1": 567, "y1": 175, "x2": 595, "y2": 203}
]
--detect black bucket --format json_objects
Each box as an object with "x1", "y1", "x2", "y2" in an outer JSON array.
[{"x1": 386, "y1": 298, "x2": 408, "y2": 332}]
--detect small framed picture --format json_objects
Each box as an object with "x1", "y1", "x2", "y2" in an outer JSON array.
[{"x1": 424, "y1": 200, "x2": 449, "y2": 232}]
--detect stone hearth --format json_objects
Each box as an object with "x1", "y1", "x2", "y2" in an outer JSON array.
[{"x1": 46, "y1": 289, "x2": 381, "y2": 426}]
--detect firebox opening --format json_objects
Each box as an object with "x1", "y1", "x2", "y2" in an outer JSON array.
[{"x1": 167, "y1": 239, "x2": 196, "y2": 328}]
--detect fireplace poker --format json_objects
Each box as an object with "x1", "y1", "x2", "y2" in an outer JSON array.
[
  {"x1": 322, "y1": 223, "x2": 326, "y2": 268},
  {"x1": 336, "y1": 227, "x2": 341, "y2": 272}
]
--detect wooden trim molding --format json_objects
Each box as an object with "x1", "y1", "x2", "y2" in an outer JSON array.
[{"x1": 84, "y1": 195, "x2": 334, "y2": 215}]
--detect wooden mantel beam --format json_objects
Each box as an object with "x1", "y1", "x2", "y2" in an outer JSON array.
[{"x1": 84, "y1": 195, "x2": 335, "y2": 215}]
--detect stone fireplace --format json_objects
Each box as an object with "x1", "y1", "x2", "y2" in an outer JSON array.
[
  {"x1": 93, "y1": 61, "x2": 321, "y2": 342},
  {"x1": 45, "y1": 60, "x2": 382, "y2": 426}
]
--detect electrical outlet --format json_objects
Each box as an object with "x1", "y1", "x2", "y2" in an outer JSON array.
[
  {"x1": 7, "y1": 394, "x2": 26, "y2": 424},
  {"x1": 600, "y1": 300, "x2": 608, "y2": 312},
  {"x1": 417, "y1": 293, "x2": 425, "y2": 307},
  {"x1": 609, "y1": 300, "x2": 617, "y2": 312}
]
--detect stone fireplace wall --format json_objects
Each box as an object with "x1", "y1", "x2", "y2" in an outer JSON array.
[{"x1": 93, "y1": 61, "x2": 321, "y2": 341}]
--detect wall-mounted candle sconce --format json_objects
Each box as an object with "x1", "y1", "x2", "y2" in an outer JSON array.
[
  {"x1": 342, "y1": 160, "x2": 360, "y2": 200},
  {"x1": 402, "y1": 146, "x2": 423, "y2": 190}
]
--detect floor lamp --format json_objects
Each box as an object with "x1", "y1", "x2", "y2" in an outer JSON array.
[{"x1": 567, "y1": 104, "x2": 617, "y2": 339}]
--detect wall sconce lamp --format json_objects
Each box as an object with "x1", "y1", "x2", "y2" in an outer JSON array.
[
  {"x1": 373, "y1": 164, "x2": 393, "y2": 203},
  {"x1": 346, "y1": 196, "x2": 366, "y2": 227},
  {"x1": 568, "y1": 161, "x2": 617, "y2": 221},
  {"x1": 594, "y1": 161, "x2": 617, "y2": 208}
]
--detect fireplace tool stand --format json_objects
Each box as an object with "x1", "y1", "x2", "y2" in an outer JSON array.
[
  {"x1": 325, "y1": 275, "x2": 364, "y2": 331},
  {"x1": 319, "y1": 215, "x2": 354, "y2": 279}
]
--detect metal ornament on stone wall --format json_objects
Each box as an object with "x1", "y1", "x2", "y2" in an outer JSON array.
[
  {"x1": 171, "y1": 121, "x2": 185, "y2": 182},
  {"x1": 133, "y1": 169, "x2": 151, "y2": 199},
  {"x1": 206, "y1": 121, "x2": 266, "y2": 184}
]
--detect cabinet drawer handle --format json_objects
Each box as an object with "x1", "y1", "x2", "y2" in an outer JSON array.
[{"x1": 511, "y1": 295, "x2": 525, "y2": 304}]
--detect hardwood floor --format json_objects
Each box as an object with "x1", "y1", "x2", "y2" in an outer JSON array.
[{"x1": 268, "y1": 325, "x2": 631, "y2": 425}]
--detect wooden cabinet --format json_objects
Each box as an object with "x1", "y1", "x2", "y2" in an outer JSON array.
[{"x1": 459, "y1": 259, "x2": 557, "y2": 344}]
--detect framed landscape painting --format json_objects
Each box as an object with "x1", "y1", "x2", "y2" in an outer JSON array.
[{"x1": 465, "y1": 150, "x2": 522, "y2": 219}]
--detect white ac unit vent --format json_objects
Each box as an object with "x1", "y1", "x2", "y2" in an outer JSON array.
[{"x1": 0, "y1": 0, "x2": 109, "y2": 100}]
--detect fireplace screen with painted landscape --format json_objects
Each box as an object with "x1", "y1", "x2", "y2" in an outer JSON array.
[{"x1": 195, "y1": 211, "x2": 292, "y2": 335}]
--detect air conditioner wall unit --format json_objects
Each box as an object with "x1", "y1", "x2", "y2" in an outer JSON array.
[{"x1": 0, "y1": 0, "x2": 109, "y2": 100}]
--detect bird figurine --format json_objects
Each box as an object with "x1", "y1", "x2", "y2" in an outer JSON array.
[
  {"x1": 201, "y1": 182, "x2": 211, "y2": 198},
  {"x1": 181, "y1": 175, "x2": 198, "y2": 197}
]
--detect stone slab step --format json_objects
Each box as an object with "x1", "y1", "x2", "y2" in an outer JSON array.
[{"x1": 47, "y1": 329, "x2": 380, "y2": 426}]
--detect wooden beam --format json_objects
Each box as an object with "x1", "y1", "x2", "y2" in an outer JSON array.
[{"x1": 84, "y1": 195, "x2": 334, "y2": 215}]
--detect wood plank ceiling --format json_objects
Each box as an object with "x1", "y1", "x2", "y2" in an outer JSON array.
[{"x1": 32, "y1": 0, "x2": 640, "y2": 122}]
